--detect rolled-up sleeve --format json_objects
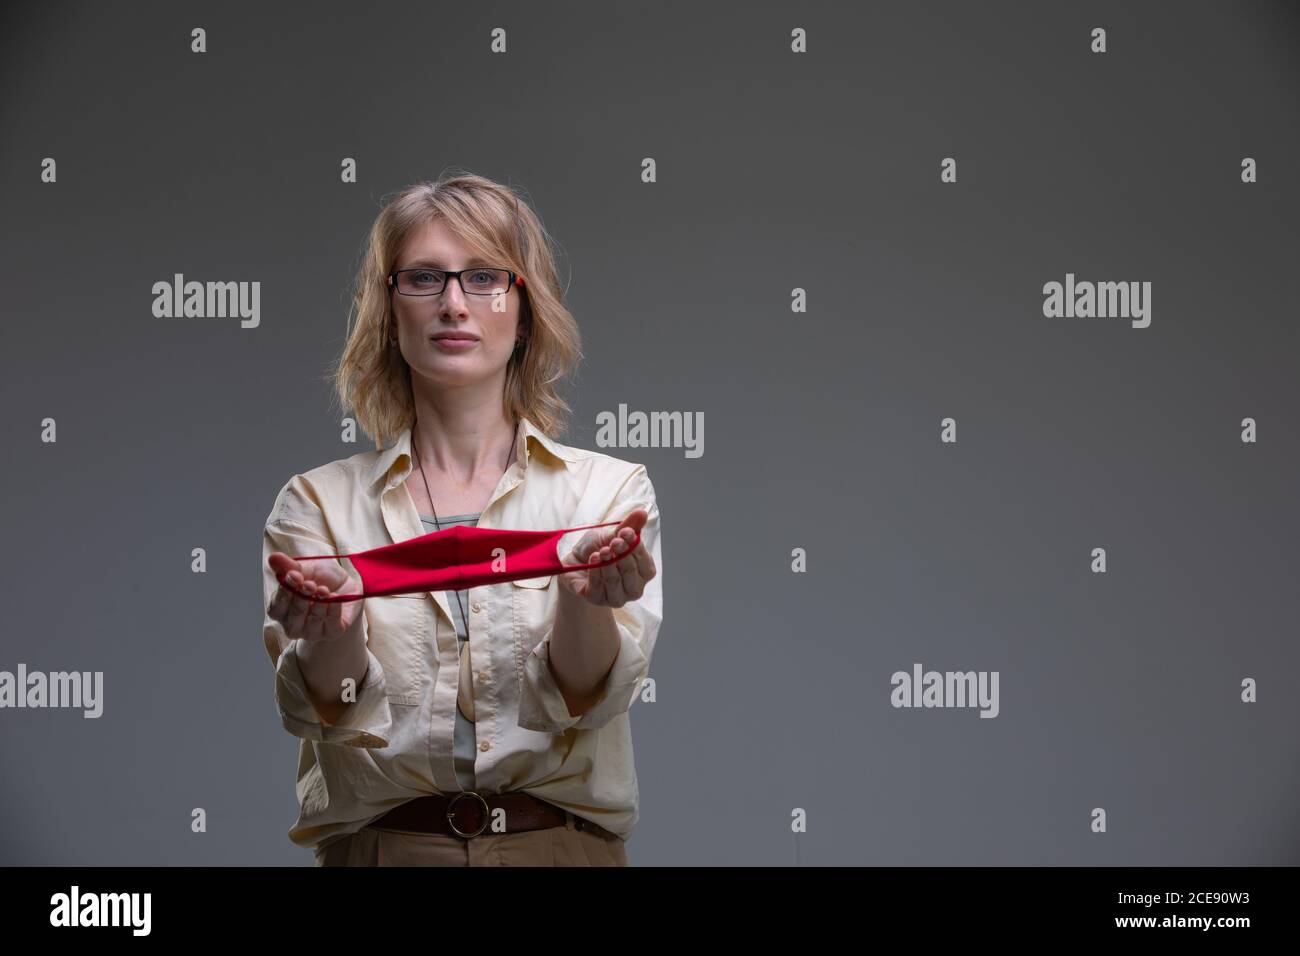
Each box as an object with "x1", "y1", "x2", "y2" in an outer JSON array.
[
  {"x1": 518, "y1": 464, "x2": 663, "y2": 733},
  {"x1": 262, "y1": 477, "x2": 393, "y2": 749}
]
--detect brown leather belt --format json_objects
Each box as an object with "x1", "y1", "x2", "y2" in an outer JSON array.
[{"x1": 370, "y1": 791, "x2": 620, "y2": 842}]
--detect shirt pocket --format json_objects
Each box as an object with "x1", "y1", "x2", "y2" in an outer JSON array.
[
  {"x1": 362, "y1": 594, "x2": 429, "y2": 705},
  {"x1": 511, "y1": 576, "x2": 554, "y2": 685}
]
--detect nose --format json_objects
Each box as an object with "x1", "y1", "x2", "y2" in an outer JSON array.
[{"x1": 438, "y1": 274, "x2": 469, "y2": 311}]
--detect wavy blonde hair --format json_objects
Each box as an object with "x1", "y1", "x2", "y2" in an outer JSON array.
[{"x1": 329, "y1": 169, "x2": 582, "y2": 450}]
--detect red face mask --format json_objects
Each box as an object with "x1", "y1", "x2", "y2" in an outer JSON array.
[{"x1": 279, "y1": 520, "x2": 637, "y2": 602}]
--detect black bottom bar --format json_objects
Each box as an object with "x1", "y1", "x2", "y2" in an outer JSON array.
[{"x1": 0, "y1": 866, "x2": 1284, "y2": 940}]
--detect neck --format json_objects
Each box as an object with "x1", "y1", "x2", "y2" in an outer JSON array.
[{"x1": 410, "y1": 392, "x2": 517, "y2": 486}]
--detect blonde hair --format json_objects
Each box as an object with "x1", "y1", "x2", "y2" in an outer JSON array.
[{"x1": 329, "y1": 169, "x2": 582, "y2": 450}]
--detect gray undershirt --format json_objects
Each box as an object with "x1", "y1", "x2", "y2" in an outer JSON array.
[{"x1": 419, "y1": 511, "x2": 480, "y2": 792}]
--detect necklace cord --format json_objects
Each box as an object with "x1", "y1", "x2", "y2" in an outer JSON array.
[{"x1": 411, "y1": 416, "x2": 520, "y2": 630}]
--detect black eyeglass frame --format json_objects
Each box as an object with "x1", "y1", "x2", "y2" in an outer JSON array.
[{"x1": 386, "y1": 267, "x2": 522, "y2": 297}]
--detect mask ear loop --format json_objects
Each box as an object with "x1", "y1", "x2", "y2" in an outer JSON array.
[
  {"x1": 277, "y1": 519, "x2": 641, "y2": 601},
  {"x1": 559, "y1": 519, "x2": 642, "y2": 572}
]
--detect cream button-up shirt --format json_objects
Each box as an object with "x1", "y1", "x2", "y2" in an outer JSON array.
[{"x1": 261, "y1": 416, "x2": 664, "y2": 851}]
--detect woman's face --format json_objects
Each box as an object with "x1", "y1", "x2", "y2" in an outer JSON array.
[{"x1": 390, "y1": 218, "x2": 522, "y2": 390}]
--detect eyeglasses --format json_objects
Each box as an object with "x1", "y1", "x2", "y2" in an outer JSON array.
[{"x1": 387, "y1": 267, "x2": 522, "y2": 297}]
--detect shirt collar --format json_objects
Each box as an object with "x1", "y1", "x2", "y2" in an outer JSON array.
[{"x1": 370, "y1": 415, "x2": 578, "y2": 491}]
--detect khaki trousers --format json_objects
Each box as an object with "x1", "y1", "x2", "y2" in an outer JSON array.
[{"x1": 314, "y1": 810, "x2": 630, "y2": 867}]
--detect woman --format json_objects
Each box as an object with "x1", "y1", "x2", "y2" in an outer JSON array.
[{"x1": 260, "y1": 172, "x2": 663, "y2": 866}]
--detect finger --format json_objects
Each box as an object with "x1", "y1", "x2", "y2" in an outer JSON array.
[
  {"x1": 598, "y1": 545, "x2": 627, "y2": 607},
  {"x1": 561, "y1": 542, "x2": 586, "y2": 572},
  {"x1": 567, "y1": 530, "x2": 602, "y2": 568},
  {"x1": 608, "y1": 527, "x2": 633, "y2": 556},
  {"x1": 302, "y1": 584, "x2": 330, "y2": 641},
  {"x1": 288, "y1": 570, "x2": 321, "y2": 621},
  {"x1": 284, "y1": 585, "x2": 311, "y2": 636},
  {"x1": 612, "y1": 536, "x2": 641, "y2": 597},
  {"x1": 268, "y1": 585, "x2": 292, "y2": 622},
  {"x1": 630, "y1": 535, "x2": 654, "y2": 581},
  {"x1": 585, "y1": 550, "x2": 607, "y2": 604},
  {"x1": 268, "y1": 553, "x2": 303, "y2": 588},
  {"x1": 285, "y1": 569, "x2": 312, "y2": 600}
]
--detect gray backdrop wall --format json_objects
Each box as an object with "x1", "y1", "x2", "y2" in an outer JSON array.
[{"x1": 1, "y1": 0, "x2": 1297, "y2": 865}]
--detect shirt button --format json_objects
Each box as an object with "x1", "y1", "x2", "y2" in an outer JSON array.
[
  {"x1": 478, "y1": 670, "x2": 489, "y2": 682},
  {"x1": 479, "y1": 741, "x2": 491, "y2": 752},
  {"x1": 471, "y1": 602, "x2": 482, "y2": 613}
]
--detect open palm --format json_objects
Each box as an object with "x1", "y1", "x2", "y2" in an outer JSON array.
[
  {"x1": 556, "y1": 509, "x2": 656, "y2": 608},
  {"x1": 266, "y1": 553, "x2": 364, "y2": 641}
]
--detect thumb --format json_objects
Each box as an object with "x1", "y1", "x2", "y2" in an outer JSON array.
[
  {"x1": 268, "y1": 552, "x2": 298, "y2": 579},
  {"x1": 617, "y1": 508, "x2": 649, "y2": 536}
]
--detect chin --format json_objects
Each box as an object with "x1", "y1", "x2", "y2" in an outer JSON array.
[{"x1": 412, "y1": 360, "x2": 506, "y2": 385}]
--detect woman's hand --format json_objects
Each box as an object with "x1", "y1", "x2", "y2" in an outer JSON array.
[
  {"x1": 266, "y1": 553, "x2": 364, "y2": 643},
  {"x1": 556, "y1": 509, "x2": 656, "y2": 608}
]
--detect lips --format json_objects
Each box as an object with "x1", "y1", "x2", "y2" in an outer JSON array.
[{"x1": 430, "y1": 333, "x2": 479, "y2": 351}]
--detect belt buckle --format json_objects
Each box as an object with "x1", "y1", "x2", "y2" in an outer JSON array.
[{"x1": 446, "y1": 790, "x2": 491, "y2": 839}]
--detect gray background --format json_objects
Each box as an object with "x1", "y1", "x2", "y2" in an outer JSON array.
[{"x1": 1, "y1": 0, "x2": 1297, "y2": 865}]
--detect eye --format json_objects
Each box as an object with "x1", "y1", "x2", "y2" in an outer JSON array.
[{"x1": 468, "y1": 270, "x2": 494, "y2": 285}]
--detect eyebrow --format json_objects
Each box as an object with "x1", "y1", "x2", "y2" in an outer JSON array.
[{"x1": 399, "y1": 257, "x2": 493, "y2": 269}]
